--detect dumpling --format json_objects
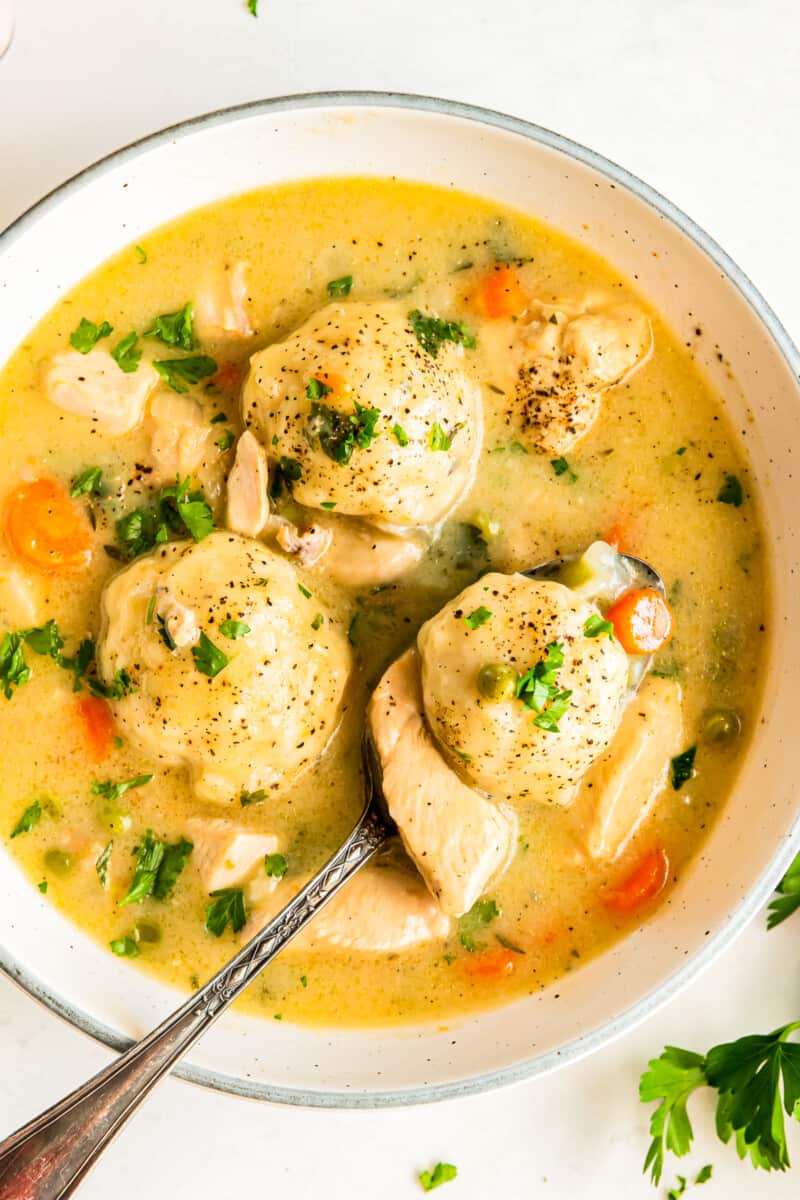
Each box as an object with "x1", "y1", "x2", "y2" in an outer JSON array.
[
  {"x1": 96, "y1": 531, "x2": 351, "y2": 803},
  {"x1": 417, "y1": 573, "x2": 630, "y2": 804},
  {"x1": 242, "y1": 301, "x2": 482, "y2": 528}
]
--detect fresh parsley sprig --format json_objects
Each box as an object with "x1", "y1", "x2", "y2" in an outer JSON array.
[
  {"x1": 516, "y1": 642, "x2": 573, "y2": 732},
  {"x1": 767, "y1": 850, "x2": 800, "y2": 929},
  {"x1": 144, "y1": 302, "x2": 196, "y2": 352},
  {"x1": 640, "y1": 1022, "x2": 800, "y2": 1184},
  {"x1": 120, "y1": 829, "x2": 193, "y2": 906},
  {"x1": 115, "y1": 475, "x2": 214, "y2": 559},
  {"x1": 407, "y1": 309, "x2": 475, "y2": 358}
]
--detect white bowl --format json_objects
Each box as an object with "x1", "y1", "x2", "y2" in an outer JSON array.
[{"x1": 1, "y1": 93, "x2": 799, "y2": 1108}]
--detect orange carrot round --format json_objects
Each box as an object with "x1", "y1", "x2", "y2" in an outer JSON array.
[
  {"x1": 605, "y1": 847, "x2": 670, "y2": 914},
  {"x1": 606, "y1": 587, "x2": 673, "y2": 655},
  {"x1": 472, "y1": 267, "x2": 528, "y2": 319},
  {"x1": 211, "y1": 361, "x2": 245, "y2": 395},
  {"x1": 315, "y1": 370, "x2": 347, "y2": 396},
  {"x1": 603, "y1": 521, "x2": 629, "y2": 553},
  {"x1": 461, "y1": 946, "x2": 517, "y2": 978},
  {"x1": 76, "y1": 696, "x2": 116, "y2": 762},
  {"x1": 4, "y1": 478, "x2": 93, "y2": 574}
]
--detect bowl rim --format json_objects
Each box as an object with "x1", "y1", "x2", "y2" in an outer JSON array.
[{"x1": 2, "y1": 89, "x2": 799, "y2": 1110}]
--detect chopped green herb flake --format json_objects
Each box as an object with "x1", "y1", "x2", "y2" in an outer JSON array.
[
  {"x1": 767, "y1": 849, "x2": 800, "y2": 929},
  {"x1": 91, "y1": 774, "x2": 153, "y2": 804},
  {"x1": 144, "y1": 302, "x2": 195, "y2": 352},
  {"x1": 145, "y1": 595, "x2": 157, "y2": 626},
  {"x1": 115, "y1": 475, "x2": 214, "y2": 559},
  {"x1": 551, "y1": 456, "x2": 578, "y2": 482},
  {"x1": 392, "y1": 423, "x2": 409, "y2": 447},
  {"x1": 119, "y1": 828, "x2": 192, "y2": 906},
  {"x1": 240, "y1": 788, "x2": 268, "y2": 807},
  {"x1": 70, "y1": 318, "x2": 113, "y2": 354},
  {"x1": 192, "y1": 632, "x2": 230, "y2": 678},
  {"x1": 584, "y1": 614, "x2": 615, "y2": 640},
  {"x1": 111, "y1": 332, "x2": 141, "y2": 374},
  {"x1": 515, "y1": 642, "x2": 572, "y2": 732},
  {"x1": 306, "y1": 376, "x2": 332, "y2": 400},
  {"x1": 264, "y1": 853, "x2": 288, "y2": 879},
  {"x1": 419, "y1": 1162, "x2": 458, "y2": 1191},
  {"x1": 670, "y1": 746, "x2": 696, "y2": 790},
  {"x1": 458, "y1": 897, "x2": 500, "y2": 952},
  {"x1": 297, "y1": 583, "x2": 312, "y2": 600},
  {"x1": 464, "y1": 606, "x2": 492, "y2": 630},
  {"x1": 110, "y1": 936, "x2": 140, "y2": 957},
  {"x1": 300, "y1": 974, "x2": 308, "y2": 988},
  {"x1": 311, "y1": 613, "x2": 324, "y2": 631},
  {"x1": 206, "y1": 887, "x2": 246, "y2": 936},
  {"x1": 154, "y1": 355, "x2": 217, "y2": 394},
  {"x1": 70, "y1": 466, "x2": 104, "y2": 498},
  {"x1": 695, "y1": 1165, "x2": 713, "y2": 1184},
  {"x1": 347, "y1": 612, "x2": 361, "y2": 645},
  {"x1": 210, "y1": 411, "x2": 227, "y2": 424},
  {"x1": 37, "y1": 880, "x2": 48, "y2": 893},
  {"x1": 216, "y1": 429, "x2": 235, "y2": 451},
  {"x1": 10, "y1": 799, "x2": 42, "y2": 838},
  {"x1": 0, "y1": 631, "x2": 30, "y2": 698},
  {"x1": 88, "y1": 667, "x2": 136, "y2": 700},
  {"x1": 717, "y1": 473, "x2": 744, "y2": 507},
  {"x1": 320, "y1": 500, "x2": 336, "y2": 510},
  {"x1": 306, "y1": 398, "x2": 382, "y2": 465},
  {"x1": 135, "y1": 245, "x2": 147, "y2": 264},
  {"x1": 326, "y1": 274, "x2": 353, "y2": 297},
  {"x1": 219, "y1": 619, "x2": 251, "y2": 640},
  {"x1": 408, "y1": 309, "x2": 476, "y2": 358},
  {"x1": 95, "y1": 840, "x2": 113, "y2": 888},
  {"x1": 429, "y1": 422, "x2": 453, "y2": 451}
]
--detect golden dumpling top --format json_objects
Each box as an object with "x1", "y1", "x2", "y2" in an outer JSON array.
[
  {"x1": 96, "y1": 532, "x2": 352, "y2": 803},
  {"x1": 242, "y1": 301, "x2": 482, "y2": 527}
]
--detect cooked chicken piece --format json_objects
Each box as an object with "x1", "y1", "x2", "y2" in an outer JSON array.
[
  {"x1": 369, "y1": 648, "x2": 517, "y2": 916},
  {"x1": 243, "y1": 301, "x2": 482, "y2": 527},
  {"x1": 45, "y1": 349, "x2": 159, "y2": 434},
  {"x1": 194, "y1": 261, "x2": 254, "y2": 341},
  {"x1": 0, "y1": 549, "x2": 45, "y2": 626},
  {"x1": 509, "y1": 301, "x2": 652, "y2": 456},
  {"x1": 418, "y1": 574, "x2": 630, "y2": 805},
  {"x1": 187, "y1": 816, "x2": 279, "y2": 892},
  {"x1": 97, "y1": 532, "x2": 351, "y2": 803},
  {"x1": 291, "y1": 864, "x2": 451, "y2": 951},
  {"x1": 226, "y1": 431, "x2": 269, "y2": 538},
  {"x1": 149, "y1": 392, "x2": 212, "y2": 481},
  {"x1": 312, "y1": 519, "x2": 425, "y2": 588},
  {"x1": 274, "y1": 520, "x2": 332, "y2": 567},
  {"x1": 572, "y1": 676, "x2": 683, "y2": 860}
]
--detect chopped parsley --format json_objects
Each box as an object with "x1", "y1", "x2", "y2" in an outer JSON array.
[
  {"x1": 347, "y1": 612, "x2": 362, "y2": 645},
  {"x1": 326, "y1": 274, "x2": 352, "y2": 297},
  {"x1": 458, "y1": 897, "x2": 500, "y2": 952},
  {"x1": 297, "y1": 583, "x2": 312, "y2": 599},
  {"x1": 120, "y1": 829, "x2": 193, "y2": 905},
  {"x1": 408, "y1": 309, "x2": 476, "y2": 358},
  {"x1": 115, "y1": 475, "x2": 214, "y2": 559},
  {"x1": 191, "y1": 631, "x2": 230, "y2": 678},
  {"x1": 306, "y1": 398, "x2": 382, "y2": 465},
  {"x1": 70, "y1": 317, "x2": 113, "y2": 354},
  {"x1": 320, "y1": 500, "x2": 336, "y2": 510},
  {"x1": 10, "y1": 799, "x2": 42, "y2": 838},
  {"x1": 144, "y1": 301, "x2": 196, "y2": 351},
  {"x1": 392, "y1": 423, "x2": 409, "y2": 447},
  {"x1": 516, "y1": 642, "x2": 573, "y2": 732},
  {"x1": 670, "y1": 746, "x2": 696, "y2": 790},
  {"x1": 717, "y1": 474, "x2": 744, "y2": 507},
  {"x1": 270, "y1": 456, "x2": 302, "y2": 498},
  {"x1": 95, "y1": 840, "x2": 113, "y2": 888},
  {"x1": 88, "y1": 667, "x2": 136, "y2": 700},
  {"x1": 0, "y1": 631, "x2": 31, "y2": 698},
  {"x1": 205, "y1": 887, "x2": 246, "y2": 936},
  {"x1": 767, "y1": 849, "x2": 800, "y2": 929},
  {"x1": 0, "y1": 621, "x2": 96, "y2": 699},
  {"x1": 135, "y1": 245, "x2": 148, "y2": 264},
  {"x1": 247, "y1": 0, "x2": 258, "y2": 14},
  {"x1": 240, "y1": 789, "x2": 268, "y2": 807},
  {"x1": 111, "y1": 332, "x2": 141, "y2": 373},
  {"x1": 37, "y1": 880, "x2": 48, "y2": 894},
  {"x1": 110, "y1": 936, "x2": 139, "y2": 957},
  {"x1": 210, "y1": 411, "x2": 227, "y2": 424},
  {"x1": 695, "y1": 1165, "x2": 713, "y2": 1184},
  {"x1": 584, "y1": 614, "x2": 615, "y2": 640},
  {"x1": 311, "y1": 613, "x2": 324, "y2": 631},
  {"x1": 464, "y1": 606, "x2": 492, "y2": 630},
  {"x1": 429, "y1": 422, "x2": 453, "y2": 451},
  {"x1": 154, "y1": 355, "x2": 217, "y2": 394},
  {"x1": 92, "y1": 774, "x2": 153, "y2": 804},
  {"x1": 216, "y1": 429, "x2": 235, "y2": 451},
  {"x1": 70, "y1": 466, "x2": 104, "y2": 498},
  {"x1": 219, "y1": 619, "x2": 251, "y2": 640},
  {"x1": 419, "y1": 1163, "x2": 458, "y2": 1191},
  {"x1": 264, "y1": 853, "x2": 288, "y2": 879},
  {"x1": 551, "y1": 456, "x2": 578, "y2": 482}
]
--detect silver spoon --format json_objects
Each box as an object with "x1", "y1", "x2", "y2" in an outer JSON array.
[{"x1": 0, "y1": 549, "x2": 663, "y2": 1199}]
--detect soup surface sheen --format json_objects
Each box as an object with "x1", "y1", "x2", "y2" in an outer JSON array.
[{"x1": 0, "y1": 178, "x2": 766, "y2": 1027}]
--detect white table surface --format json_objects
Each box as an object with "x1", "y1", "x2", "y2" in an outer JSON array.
[{"x1": 1, "y1": 2, "x2": 799, "y2": 1196}]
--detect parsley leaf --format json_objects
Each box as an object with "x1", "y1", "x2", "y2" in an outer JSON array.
[
  {"x1": 154, "y1": 355, "x2": 217, "y2": 394},
  {"x1": 240, "y1": 789, "x2": 268, "y2": 806},
  {"x1": 767, "y1": 849, "x2": 800, "y2": 929},
  {"x1": 91, "y1": 774, "x2": 153, "y2": 804},
  {"x1": 70, "y1": 467, "x2": 104, "y2": 498},
  {"x1": 152, "y1": 837, "x2": 193, "y2": 900},
  {"x1": 311, "y1": 613, "x2": 324, "y2": 630},
  {"x1": 551, "y1": 456, "x2": 578, "y2": 482},
  {"x1": 408, "y1": 309, "x2": 476, "y2": 358},
  {"x1": 115, "y1": 475, "x2": 214, "y2": 558},
  {"x1": 264, "y1": 853, "x2": 288, "y2": 878},
  {"x1": 205, "y1": 887, "x2": 247, "y2": 936},
  {"x1": 111, "y1": 332, "x2": 141, "y2": 373},
  {"x1": 515, "y1": 642, "x2": 572, "y2": 732},
  {"x1": 418, "y1": 1162, "x2": 458, "y2": 1191},
  {"x1": 110, "y1": 936, "x2": 139, "y2": 957},
  {"x1": 120, "y1": 828, "x2": 192, "y2": 905},
  {"x1": 458, "y1": 897, "x2": 500, "y2": 952},
  {"x1": 717, "y1": 474, "x2": 744, "y2": 507},
  {"x1": 10, "y1": 798, "x2": 42, "y2": 838},
  {"x1": 429, "y1": 422, "x2": 453, "y2": 451},
  {"x1": 88, "y1": 668, "x2": 136, "y2": 700},
  {"x1": 95, "y1": 840, "x2": 113, "y2": 888},
  {"x1": 0, "y1": 631, "x2": 31, "y2": 698},
  {"x1": 671, "y1": 746, "x2": 696, "y2": 790},
  {"x1": 144, "y1": 302, "x2": 195, "y2": 351},
  {"x1": 640, "y1": 1046, "x2": 708, "y2": 1184},
  {"x1": 695, "y1": 1165, "x2": 713, "y2": 1184},
  {"x1": 667, "y1": 1175, "x2": 687, "y2": 1199},
  {"x1": 464, "y1": 606, "x2": 492, "y2": 630},
  {"x1": 37, "y1": 880, "x2": 48, "y2": 893},
  {"x1": 219, "y1": 619, "x2": 251, "y2": 640},
  {"x1": 70, "y1": 317, "x2": 113, "y2": 354},
  {"x1": 247, "y1": 0, "x2": 258, "y2": 14},
  {"x1": 191, "y1": 631, "x2": 230, "y2": 678},
  {"x1": 135, "y1": 245, "x2": 148, "y2": 264},
  {"x1": 326, "y1": 274, "x2": 352, "y2": 297},
  {"x1": 306, "y1": 399, "x2": 382, "y2": 465},
  {"x1": 270, "y1": 456, "x2": 302, "y2": 499},
  {"x1": 216, "y1": 429, "x2": 235, "y2": 451},
  {"x1": 584, "y1": 614, "x2": 615, "y2": 640},
  {"x1": 392, "y1": 423, "x2": 409, "y2": 447}
]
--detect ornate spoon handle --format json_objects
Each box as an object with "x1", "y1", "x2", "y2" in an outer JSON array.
[{"x1": 0, "y1": 805, "x2": 388, "y2": 1200}]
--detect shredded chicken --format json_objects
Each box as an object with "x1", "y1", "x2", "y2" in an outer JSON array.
[
  {"x1": 45, "y1": 349, "x2": 159, "y2": 434},
  {"x1": 274, "y1": 521, "x2": 332, "y2": 566},
  {"x1": 149, "y1": 392, "x2": 212, "y2": 481},
  {"x1": 226, "y1": 431, "x2": 269, "y2": 538},
  {"x1": 194, "y1": 261, "x2": 254, "y2": 341}
]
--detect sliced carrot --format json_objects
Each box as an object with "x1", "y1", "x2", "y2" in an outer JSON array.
[
  {"x1": 471, "y1": 267, "x2": 528, "y2": 319},
  {"x1": 603, "y1": 521, "x2": 629, "y2": 553},
  {"x1": 211, "y1": 361, "x2": 245, "y2": 395},
  {"x1": 606, "y1": 587, "x2": 673, "y2": 655},
  {"x1": 461, "y1": 946, "x2": 517, "y2": 978},
  {"x1": 76, "y1": 696, "x2": 116, "y2": 762},
  {"x1": 605, "y1": 847, "x2": 670, "y2": 914},
  {"x1": 4, "y1": 478, "x2": 93, "y2": 574},
  {"x1": 314, "y1": 371, "x2": 347, "y2": 397}
]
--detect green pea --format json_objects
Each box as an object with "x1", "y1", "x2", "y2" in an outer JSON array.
[
  {"x1": 134, "y1": 920, "x2": 162, "y2": 945},
  {"x1": 701, "y1": 707, "x2": 742, "y2": 744},
  {"x1": 44, "y1": 848, "x2": 73, "y2": 876},
  {"x1": 477, "y1": 663, "x2": 518, "y2": 702}
]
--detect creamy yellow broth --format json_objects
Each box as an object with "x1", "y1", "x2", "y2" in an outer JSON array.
[{"x1": 0, "y1": 178, "x2": 767, "y2": 1026}]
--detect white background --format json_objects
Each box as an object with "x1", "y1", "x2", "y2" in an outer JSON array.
[{"x1": 1, "y1": 1, "x2": 799, "y2": 1196}]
